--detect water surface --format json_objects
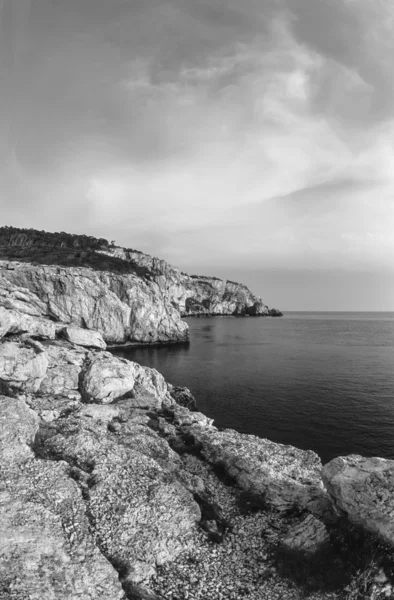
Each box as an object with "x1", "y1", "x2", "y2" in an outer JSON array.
[{"x1": 113, "y1": 312, "x2": 394, "y2": 463}]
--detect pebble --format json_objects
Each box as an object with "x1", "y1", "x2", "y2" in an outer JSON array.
[{"x1": 150, "y1": 454, "x2": 340, "y2": 600}]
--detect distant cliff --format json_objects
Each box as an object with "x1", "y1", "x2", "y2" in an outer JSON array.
[{"x1": 0, "y1": 227, "x2": 282, "y2": 345}]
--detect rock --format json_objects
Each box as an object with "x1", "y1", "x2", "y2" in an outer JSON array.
[
  {"x1": 0, "y1": 492, "x2": 123, "y2": 600},
  {"x1": 28, "y1": 394, "x2": 80, "y2": 422},
  {"x1": 0, "y1": 396, "x2": 39, "y2": 463},
  {"x1": 269, "y1": 308, "x2": 283, "y2": 317},
  {"x1": 168, "y1": 384, "x2": 196, "y2": 410},
  {"x1": 186, "y1": 424, "x2": 332, "y2": 516},
  {"x1": 182, "y1": 277, "x2": 271, "y2": 317},
  {"x1": 89, "y1": 452, "x2": 201, "y2": 583},
  {"x1": 323, "y1": 455, "x2": 394, "y2": 545},
  {"x1": 0, "y1": 275, "x2": 48, "y2": 316},
  {"x1": 172, "y1": 405, "x2": 214, "y2": 428},
  {"x1": 80, "y1": 403, "x2": 121, "y2": 422},
  {"x1": 62, "y1": 325, "x2": 106, "y2": 349},
  {"x1": 39, "y1": 342, "x2": 87, "y2": 397},
  {"x1": 0, "y1": 339, "x2": 48, "y2": 392},
  {"x1": 0, "y1": 306, "x2": 13, "y2": 339},
  {"x1": 36, "y1": 407, "x2": 201, "y2": 584},
  {"x1": 0, "y1": 306, "x2": 56, "y2": 340},
  {"x1": 0, "y1": 396, "x2": 124, "y2": 600},
  {"x1": 280, "y1": 515, "x2": 330, "y2": 556},
  {"x1": 80, "y1": 352, "x2": 137, "y2": 403},
  {"x1": 133, "y1": 364, "x2": 171, "y2": 406}
]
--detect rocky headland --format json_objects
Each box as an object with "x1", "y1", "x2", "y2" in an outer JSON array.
[
  {"x1": 0, "y1": 228, "x2": 393, "y2": 600},
  {"x1": 0, "y1": 227, "x2": 282, "y2": 349}
]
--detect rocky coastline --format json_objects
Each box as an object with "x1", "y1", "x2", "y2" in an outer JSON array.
[
  {"x1": 0, "y1": 230, "x2": 393, "y2": 600},
  {"x1": 0, "y1": 227, "x2": 282, "y2": 349},
  {"x1": 1, "y1": 307, "x2": 394, "y2": 600}
]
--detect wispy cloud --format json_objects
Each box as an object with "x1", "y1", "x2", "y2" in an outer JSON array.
[{"x1": 0, "y1": 0, "x2": 393, "y2": 307}]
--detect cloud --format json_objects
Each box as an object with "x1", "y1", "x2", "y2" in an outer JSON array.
[
  {"x1": 287, "y1": 0, "x2": 394, "y2": 123},
  {"x1": 0, "y1": 0, "x2": 394, "y2": 309}
]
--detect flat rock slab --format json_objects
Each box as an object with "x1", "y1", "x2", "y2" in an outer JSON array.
[
  {"x1": 323, "y1": 455, "x2": 394, "y2": 545},
  {"x1": 0, "y1": 306, "x2": 56, "y2": 340},
  {"x1": 0, "y1": 339, "x2": 48, "y2": 392},
  {"x1": 62, "y1": 325, "x2": 106, "y2": 350},
  {"x1": 186, "y1": 422, "x2": 332, "y2": 516}
]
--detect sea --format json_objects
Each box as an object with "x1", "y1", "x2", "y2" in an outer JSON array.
[{"x1": 113, "y1": 312, "x2": 394, "y2": 464}]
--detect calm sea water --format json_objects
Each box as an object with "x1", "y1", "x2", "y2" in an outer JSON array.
[{"x1": 113, "y1": 313, "x2": 394, "y2": 464}]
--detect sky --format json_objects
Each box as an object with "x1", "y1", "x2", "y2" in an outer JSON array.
[{"x1": 0, "y1": 0, "x2": 393, "y2": 310}]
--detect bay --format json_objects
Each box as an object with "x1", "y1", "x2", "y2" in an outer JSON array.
[{"x1": 113, "y1": 312, "x2": 394, "y2": 464}]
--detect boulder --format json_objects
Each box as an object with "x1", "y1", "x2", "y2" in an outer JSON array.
[
  {"x1": 168, "y1": 384, "x2": 196, "y2": 410},
  {"x1": 62, "y1": 325, "x2": 106, "y2": 349},
  {"x1": 0, "y1": 339, "x2": 48, "y2": 392},
  {"x1": 133, "y1": 364, "x2": 170, "y2": 406},
  {"x1": 280, "y1": 514, "x2": 330, "y2": 556},
  {"x1": 40, "y1": 342, "x2": 86, "y2": 397},
  {"x1": 79, "y1": 356, "x2": 171, "y2": 409},
  {"x1": 323, "y1": 455, "x2": 394, "y2": 545},
  {"x1": 80, "y1": 353, "x2": 137, "y2": 403}
]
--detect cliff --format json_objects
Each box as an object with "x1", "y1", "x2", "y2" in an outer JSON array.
[
  {"x1": 1, "y1": 306, "x2": 393, "y2": 600},
  {"x1": 0, "y1": 227, "x2": 282, "y2": 346}
]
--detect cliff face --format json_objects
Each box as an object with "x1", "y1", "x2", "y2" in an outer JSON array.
[
  {"x1": 0, "y1": 228, "x2": 282, "y2": 345},
  {"x1": 97, "y1": 247, "x2": 272, "y2": 317},
  {"x1": 0, "y1": 261, "x2": 188, "y2": 345}
]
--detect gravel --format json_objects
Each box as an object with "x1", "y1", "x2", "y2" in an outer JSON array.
[{"x1": 149, "y1": 454, "x2": 340, "y2": 600}]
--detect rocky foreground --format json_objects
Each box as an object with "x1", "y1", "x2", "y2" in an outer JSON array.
[{"x1": 1, "y1": 305, "x2": 394, "y2": 600}]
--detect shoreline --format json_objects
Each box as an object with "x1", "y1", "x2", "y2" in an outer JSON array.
[{"x1": 1, "y1": 309, "x2": 394, "y2": 599}]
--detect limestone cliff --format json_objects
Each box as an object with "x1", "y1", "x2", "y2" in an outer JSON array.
[{"x1": 0, "y1": 227, "x2": 282, "y2": 346}]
